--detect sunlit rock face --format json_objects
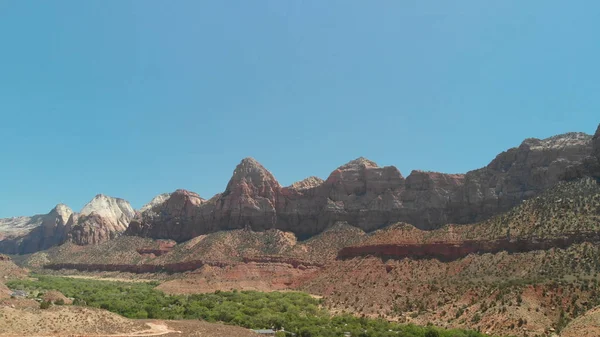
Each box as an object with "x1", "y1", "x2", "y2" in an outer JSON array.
[
  {"x1": 0, "y1": 204, "x2": 73, "y2": 254},
  {"x1": 127, "y1": 130, "x2": 596, "y2": 242}
]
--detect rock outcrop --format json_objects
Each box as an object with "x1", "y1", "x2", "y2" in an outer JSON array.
[
  {"x1": 0, "y1": 204, "x2": 73, "y2": 254},
  {"x1": 449, "y1": 132, "x2": 593, "y2": 223},
  {"x1": 0, "y1": 195, "x2": 136, "y2": 253},
  {"x1": 127, "y1": 128, "x2": 598, "y2": 241},
  {"x1": 127, "y1": 189, "x2": 206, "y2": 241},
  {"x1": 337, "y1": 231, "x2": 600, "y2": 262},
  {"x1": 288, "y1": 176, "x2": 324, "y2": 191},
  {"x1": 564, "y1": 125, "x2": 600, "y2": 180},
  {"x1": 3, "y1": 125, "x2": 598, "y2": 253},
  {"x1": 139, "y1": 193, "x2": 171, "y2": 213},
  {"x1": 67, "y1": 195, "x2": 135, "y2": 245},
  {"x1": 0, "y1": 215, "x2": 46, "y2": 237}
]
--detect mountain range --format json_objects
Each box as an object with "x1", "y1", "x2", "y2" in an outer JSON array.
[
  {"x1": 1, "y1": 123, "x2": 598, "y2": 254},
  {"x1": 2, "y1": 123, "x2": 599, "y2": 336}
]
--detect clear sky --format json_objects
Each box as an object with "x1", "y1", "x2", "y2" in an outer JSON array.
[{"x1": 0, "y1": 1, "x2": 598, "y2": 217}]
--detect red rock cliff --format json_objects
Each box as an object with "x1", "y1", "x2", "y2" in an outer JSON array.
[{"x1": 127, "y1": 129, "x2": 597, "y2": 242}]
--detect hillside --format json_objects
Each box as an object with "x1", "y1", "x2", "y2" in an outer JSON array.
[{"x1": 299, "y1": 177, "x2": 600, "y2": 336}]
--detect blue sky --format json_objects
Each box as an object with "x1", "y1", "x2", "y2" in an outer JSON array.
[{"x1": 0, "y1": 1, "x2": 598, "y2": 217}]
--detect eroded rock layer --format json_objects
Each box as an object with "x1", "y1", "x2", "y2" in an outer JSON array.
[
  {"x1": 0, "y1": 195, "x2": 135, "y2": 254},
  {"x1": 127, "y1": 129, "x2": 597, "y2": 241},
  {"x1": 0, "y1": 204, "x2": 73, "y2": 254}
]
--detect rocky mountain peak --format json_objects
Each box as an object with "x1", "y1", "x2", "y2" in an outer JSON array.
[
  {"x1": 48, "y1": 204, "x2": 73, "y2": 222},
  {"x1": 289, "y1": 176, "x2": 325, "y2": 191},
  {"x1": 225, "y1": 157, "x2": 281, "y2": 193},
  {"x1": 69, "y1": 194, "x2": 136, "y2": 245},
  {"x1": 140, "y1": 193, "x2": 171, "y2": 213},
  {"x1": 80, "y1": 194, "x2": 134, "y2": 219},
  {"x1": 167, "y1": 190, "x2": 205, "y2": 208},
  {"x1": 521, "y1": 132, "x2": 591, "y2": 151},
  {"x1": 52, "y1": 203, "x2": 71, "y2": 212},
  {"x1": 338, "y1": 157, "x2": 379, "y2": 170}
]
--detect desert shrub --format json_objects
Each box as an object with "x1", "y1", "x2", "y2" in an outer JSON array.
[{"x1": 40, "y1": 301, "x2": 51, "y2": 309}]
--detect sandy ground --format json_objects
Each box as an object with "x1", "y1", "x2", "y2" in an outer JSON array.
[{"x1": 0, "y1": 301, "x2": 257, "y2": 337}]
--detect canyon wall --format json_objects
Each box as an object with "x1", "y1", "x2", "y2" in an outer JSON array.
[
  {"x1": 127, "y1": 130, "x2": 596, "y2": 241},
  {"x1": 3, "y1": 125, "x2": 599, "y2": 254}
]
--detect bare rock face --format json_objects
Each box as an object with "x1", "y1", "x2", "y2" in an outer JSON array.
[
  {"x1": 0, "y1": 195, "x2": 136, "y2": 253},
  {"x1": 587, "y1": 124, "x2": 600, "y2": 178},
  {"x1": 403, "y1": 171, "x2": 465, "y2": 227},
  {"x1": 5, "y1": 125, "x2": 598, "y2": 252},
  {"x1": 0, "y1": 204, "x2": 73, "y2": 254},
  {"x1": 139, "y1": 193, "x2": 171, "y2": 213},
  {"x1": 127, "y1": 158, "x2": 283, "y2": 241},
  {"x1": 67, "y1": 214, "x2": 115, "y2": 245},
  {"x1": 449, "y1": 132, "x2": 593, "y2": 223},
  {"x1": 79, "y1": 194, "x2": 135, "y2": 229},
  {"x1": 213, "y1": 157, "x2": 281, "y2": 228},
  {"x1": 67, "y1": 195, "x2": 135, "y2": 245},
  {"x1": 314, "y1": 158, "x2": 406, "y2": 233},
  {"x1": 0, "y1": 215, "x2": 45, "y2": 237},
  {"x1": 288, "y1": 176, "x2": 324, "y2": 191},
  {"x1": 127, "y1": 189, "x2": 206, "y2": 241},
  {"x1": 127, "y1": 127, "x2": 598, "y2": 242}
]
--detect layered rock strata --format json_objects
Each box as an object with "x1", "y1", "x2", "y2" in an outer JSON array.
[{"x1": 128, "y1": 130, "x2": 596, "y2": 241}]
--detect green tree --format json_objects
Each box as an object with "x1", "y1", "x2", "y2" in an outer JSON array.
[{"x1": 424, "y1": 328, "x2": 440, "y2": 337}]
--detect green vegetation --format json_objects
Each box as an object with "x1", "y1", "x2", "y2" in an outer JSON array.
[{"x1": 8, "y1": 275, "x2": 496, "y2": 337}]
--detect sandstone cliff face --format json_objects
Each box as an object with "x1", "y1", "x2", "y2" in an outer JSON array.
[
  {"x1": 128, "y1": 159, "x2": 282, "y2": 241},
  {"x1": 0, "y1": 215, "x2": 45, "y2": 237},
  {"x1": 67, "y1": 195, "x2": 135, "y2": 245},
  {"x1": 0, "y1": 204, "x2": 73, "y2": 254},
  {"x1": 139, "y1": 193, "x2": 171, "y2": 213},
  {"x1": 127, "y1": 128, "x2": 598, "y2": 241},
  {"x1": 4, "y1": 126, "x2": 597, "y2": 252},
  {"x1": 0, "y1": 195, "x2": 137, "y2": 253},
  {"x1": 127, "y1": 189, "x2": 206, "y2": 241},
  {"x1": 562, "y1": 126, "x2": 600, "y2": 181},
  {"x1": 449, "y1": 132, "x2": 593, "y2": 223},
  {"x1": 288, "y1": 176, "x2": 324, "y2": 191}
]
